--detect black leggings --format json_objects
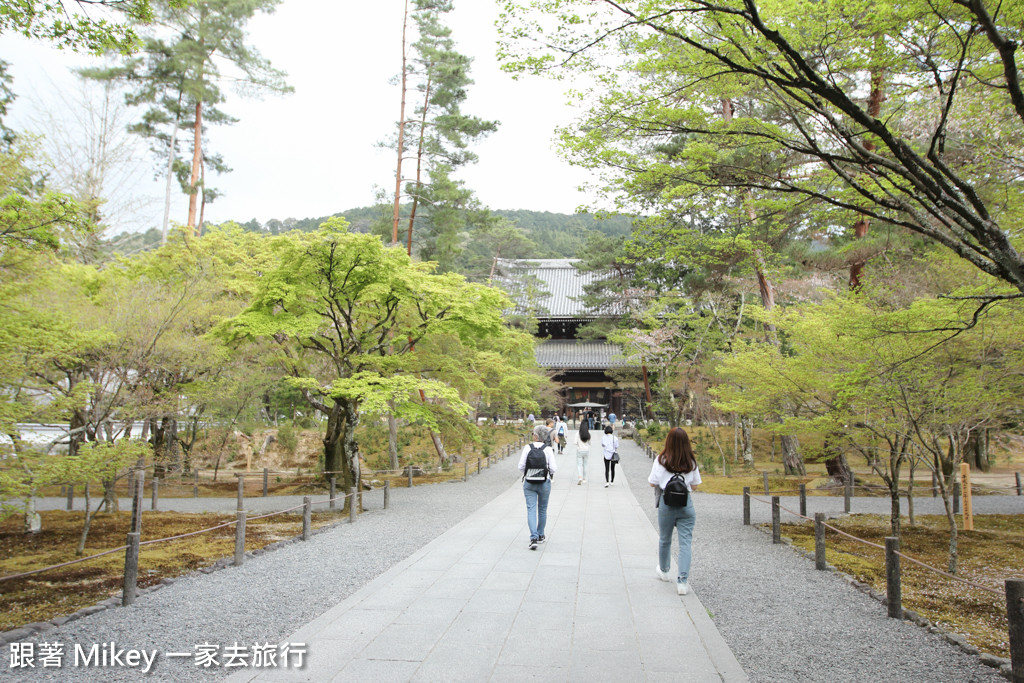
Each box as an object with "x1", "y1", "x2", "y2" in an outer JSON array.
[{"x1": 604, "y1": 458, "x2": 616, "y2": 482}]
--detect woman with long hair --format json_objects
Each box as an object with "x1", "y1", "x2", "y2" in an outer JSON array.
[
  {"x1": 601, "y1": 425, "x2": 619, "y2": 487},
  {"x1": 648, "y1": 427, "x2": 702, "y2": 595},
  {"x1": 575, "y1": 422, "x2": 591, "y2": 485}
]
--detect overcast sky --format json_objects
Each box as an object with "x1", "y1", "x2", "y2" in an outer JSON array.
[{"x1": 1, "y1": 1, "x2": 599, "y2": 232}]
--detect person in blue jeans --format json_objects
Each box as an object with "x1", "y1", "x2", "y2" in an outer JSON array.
[
  {"x1": 519, "y1": 424, "x2": 558, "y2": 550},
  {"x1": 649, "y1": 427, "x2": 702, "y2": 595}
]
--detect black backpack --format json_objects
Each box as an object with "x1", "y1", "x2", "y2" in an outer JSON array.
[
  {"x1": 523, "y1": 444, "x2": 549, "y2": 482},
  {"x1": 663, "y1": 473, "x2": 689, "y2": 507}
]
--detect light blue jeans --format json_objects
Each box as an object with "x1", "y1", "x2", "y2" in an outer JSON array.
[
  {"x1": 576, "y1": 451, "x2": 589, "y2": 480},
  {"x1": 523, "y1": 479, "x2": 551, "y2": 540},
  {"x1": 658, "y1": 498, "x2": 696, "y2": 582}
]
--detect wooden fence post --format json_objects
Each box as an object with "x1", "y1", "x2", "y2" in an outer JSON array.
[
  {"x1": 66, "y1": 485, "x2": 73, "y2": 511},
  {"x1": 1006, "y1": 578, "x2": 1024, "y2": 683},
  {"x1": 234, "y1": 510, "x2": 246, "y2": 566},
  {"x1": 799, "y1": 483, "x2": 807, "y2": 518},
  {"x1": 302, "y1": 496, "x2": 311, "y2": 540},
  {"x1": 263, "y1": 468, "x2": 269, "y2": 497},
  {"x1": 329, "y1": 477, "x2": 337, "y2": 510},
  {"x1": 384, "y1": 480, "x2": 390, "y2": 510},
  {"x1": 408, "y1": 465, "x2": 413, "y2": 488},
  {"x1": 151, "y1": 478, "x2": 159, "y2": 511},
  {"x1": 1017, "y1": 472, "x2": 1022, "y2": 496},
  {"x1": 961, "y1": 463, "x2": 974, "y2": 531},
  {"x1": 886, "y1": 536, "x2": 902, "y2": 618},
  {"x1": 742, "y1": 487, "x2": 750, "y2": 526},
  {"x1": 194, "y1": 470, "x2": 199, "y2": 498},
  {"x1": 771, "y1": 496, "x2": 781, "y2": 544},
  {"x1": 814, "y1": 513, "x2": 826, "y2": 570},
  {"x1": 844, "y1": 481, "x2": 852, "y2": 513},
  {"x1": 477, "y1": 458, "x2": 481, "y2": 475},
  {"x1": 349, "y1": 487, "x2": 357, "y2": 523},
  {"x1": 236, "y1": 475, "x2": 245, "y2": 512},
  {"x1": 464, "y1": 461, "x2": 468, "y2": 482}
]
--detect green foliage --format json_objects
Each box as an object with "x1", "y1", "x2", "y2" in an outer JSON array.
[{"x1": 276, "y1": 421, "x2": 298, "y2": 455}]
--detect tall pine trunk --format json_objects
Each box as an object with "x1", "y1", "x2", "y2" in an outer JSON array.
[
  {"x1": 186, "y1": 100, "x2": 202, "y2": 233},
  {"x1": 391, "y1": 0, "x2": 410, "y2": 245},
  {"x1": 406, "y1": 75, "x2": 433, "y2": 254},
  {"x1": 161, "y1": 122, "x2": 178, "y2": 246}
]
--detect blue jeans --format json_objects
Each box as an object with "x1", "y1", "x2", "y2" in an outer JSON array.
[
  {"x1": 523, "y1": 479, "x2": 551, "y2": 540},
  {"x1": 658, "y1": 498, "x2": 696, "y2": 581}
]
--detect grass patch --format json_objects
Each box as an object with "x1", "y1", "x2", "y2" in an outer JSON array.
[
  {"x1": 0, "y1": 509, "x2": 342, "y2": 631},
  {"x1": 778, "y1": 513, "x2": 1024, "y2": 658}
]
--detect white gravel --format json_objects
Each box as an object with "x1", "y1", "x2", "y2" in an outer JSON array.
[{"x1": 6, "y1": 439, "x2": 1021, "y2": 682}]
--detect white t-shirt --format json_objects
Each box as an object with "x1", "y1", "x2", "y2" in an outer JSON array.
[
  {"x1": 600, "y1": 433, "x2": 619, "y2": 459},
  {"x1": 648, "y1": 459, "x2": 702, "y2": 490}
]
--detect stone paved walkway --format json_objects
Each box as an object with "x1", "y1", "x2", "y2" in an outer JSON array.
[{"x1": 224, "y1": 439, "x2": 746, "y2": 682}]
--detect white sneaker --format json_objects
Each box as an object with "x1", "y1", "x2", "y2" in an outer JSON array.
[
  {"x1": 677, "y1": 581, "x2": 689, "y2": 595},
  {"x1": 582, "y1": 479, "x2": 587, "y2": 484},
  {"x1": 604, "y1": 482, "x2": 609, "y2": 488},
  {"x1": 655, "y1": 566, "x2": 671, "y2": 582}
]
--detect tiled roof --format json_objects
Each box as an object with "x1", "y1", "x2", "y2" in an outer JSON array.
[
  {"x1": 536, "y1": 340, "x2": 636, "y2": 369},
  {"x1": 493, "y1": 258, "x2": 618, "y2": 318}
]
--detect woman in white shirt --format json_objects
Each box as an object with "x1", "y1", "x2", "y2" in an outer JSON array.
[
  {"x1": 648, "y1": 427, "x2": 702, "y2": 595},
  {"x1": 574, "y1": 422, "x2": 592, "y2": 485},
  {"x1": 600, "y1": 425, "x2": 619, "y2": 487}
]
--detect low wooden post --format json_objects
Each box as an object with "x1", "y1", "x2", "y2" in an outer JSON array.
[
  {"x1": 477, "y1": 458, "x2": 481, "y2": 475},
  {"x1": 66, "y1": 485, "x2": 73, "y2": 511},
  {"x1": 407, "y1": 465, "x2": 413, "y2": 488},
  {"x1": 486, "y1": 455, "x2": 491, "y2": 468},
  {"x1": 814, "y1": 513, "x2": 826, "y2": 570},
  {"x1": 236, "y1": 475, "x2": 245, "y2": 512},
  {"x1": 234, "y1": 510, "x2": 246, "y2": 566},
  {"x1": 194, "y1": 470, "x2": 199, "y2": 498},
  {"x1": 348, "y1": 487, "x2": 357, "y2": 523},
  {"x1": 1017, "y1": 472, "x2": 1022, "y2": 496},
  {"x1": 302, "y1": 496, "x2": 311, "y2": 540},
  {"x1": 762, "y1": 471, "x2": 770, "y2": 495},
  {"x1": 464, "y1": 461, "x2": 468, "y2": 482},
  {"x1": 799, "y1": 483, "x2": 807, "y2": 518},
  {"x1": 953, "y1": 482, "x2": 961, "y2": 514},
  {"x1": 262, "y1": 468, "x2": 269, "y2": 497},
  {"x1": 742, "y1": 487, "x2": 751, "y2": 526},
  {"x1": 1006, "y1": 579, "x2": 1024, "y2": 683},
  {"x1": 771, "y1": 496, "x2": 781, "y2": 543},
  {"x1": 383, "y1": 480, "x2": 390, "y2": 510},
  {"x1": 329, "y1": 477, "x2": 337, "y2": 510},
  {"x1": 844, "y1": 481, "x2": 852, "y2": 513},
  {"x1": 885, "y1": 536, "x2": 902, "y2": 619},
  {"x1": 961, "y1": 463, "x2": 974, "y2": 531},
  {"x1": 151, "y1": 478, "x2": 159, "y2": 511}
]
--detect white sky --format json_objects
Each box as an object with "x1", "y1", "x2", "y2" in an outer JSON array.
[{"x1": 1, "y1": 1, "x2": 599, "y2": 232}]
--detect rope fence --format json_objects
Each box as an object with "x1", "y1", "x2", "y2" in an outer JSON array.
[
  {"x1": 741, "y1": 486, "x2": 1023, "y2": 678},
  {"x1": 1, "y1": 435, "x2": 530, "y2": 596}
]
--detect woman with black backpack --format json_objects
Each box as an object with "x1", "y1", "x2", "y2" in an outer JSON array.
[{"x1": 649, "y1": 427, "x2": 702, "y2": 595}]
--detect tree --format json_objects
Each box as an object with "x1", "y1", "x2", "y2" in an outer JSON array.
[
  {"x1": 85, "y1": 0, "x2": 292, "y2": 238},
  {"x1": 499, "y1": 0, "x2": 1024, "y2": 301},
  {"x1": 219, "y1": 219, "x2": 536, "y2": 491}
]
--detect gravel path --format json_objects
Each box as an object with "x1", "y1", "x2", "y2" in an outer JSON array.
[
  {"x1": 617, "y1": 448, "x2": 1019, "y2": 683},
  {"x1": 7, "y1": 439, "x2": 1021, "y2": 682}
]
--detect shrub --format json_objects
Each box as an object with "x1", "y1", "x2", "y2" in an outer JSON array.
[{"x1": 277, "y1": 422, "x2": 298, "y2": 455}]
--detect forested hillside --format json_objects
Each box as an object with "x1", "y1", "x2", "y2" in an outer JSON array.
[{"x1": 101, "y1": 207, "x2": 636, "y2": 263}]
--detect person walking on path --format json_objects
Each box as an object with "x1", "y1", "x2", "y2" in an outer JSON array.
[
  {"x1": 575, "y1": 422, "x2": 592, "y2": 485},
  {"x1": 519, "y1": 424, "x2": 558, "y2": 550},
  {"x1": 601, "y1": 425, "x2": 619, "y2": 487},
  {"x1": 555, "y1": 419, "x2": 567, "y2": 454},
  {"x1": 649, "y1": 427, "x2": 701, "y2": 595}
]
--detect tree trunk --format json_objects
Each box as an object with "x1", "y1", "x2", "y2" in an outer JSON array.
[
  {"x1": 23, "y1": 495, "x2": 41, "y2": 534},
  {"x1": 387, "y1": 404, "x2": 400, "y2": 471},
  {"x1": 323, "y1": 398, "x2": 360, "y2": 493},
  {"x1": 741, "y1": 416, "x2": 754, "y2": 468},
  {"x1": 186, "y1": 100, "x2": 202, "y2": 232},
  {"x1": 849, "y1": 67, "x2": 885, "y2": 289},
  {"x1": 907, "y1": 455, "x2": 916, "y2": 527},
  {"x1": 161, "y1": 121, "x2": 178, "y2": 246},
  {"x1": 964, "y1": 429, "x2": 990, "y2": 472},
  {"x1": 391, "y1": 0, "x2": 410, "y2": 245},
  {"x1": 102, "y1": 478, "x2": 118, "y2": 513},
  {"x1": 780, "y1": 434, "x2": 805, "y2": 476},
  {"x1": 822, "y1": 433, "x2": 853, "y2": 484},
  {"x1": 76, "y1": 490, "x2": 104, "y2": 555}
]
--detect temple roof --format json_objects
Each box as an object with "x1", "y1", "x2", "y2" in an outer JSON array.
[
  {"x1": 536, "y1": 340, "x2": 635, "y2": 369},
  {"x1": 493, "y1": 258, "x2": 618, "y2": 319}
]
